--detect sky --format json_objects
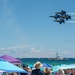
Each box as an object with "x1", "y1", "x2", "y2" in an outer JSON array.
[{"x1": 0, "y1": 0, "x2": 75, "y2": 58}]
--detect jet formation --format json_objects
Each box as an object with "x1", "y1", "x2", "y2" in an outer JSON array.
[{"x1": 49, "y1": 10, "x2": 71, "y2": 24}]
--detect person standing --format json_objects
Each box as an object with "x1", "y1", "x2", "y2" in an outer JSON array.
[
  {"x1": 58, "y1": 68, "x2": 65, "y2": 75},
  {"x1": 43, "y1": 68, "x2": 52, "y2": 75},
  {"x1": 31, "y1": 61, "x2": 44, "y2": 75}
]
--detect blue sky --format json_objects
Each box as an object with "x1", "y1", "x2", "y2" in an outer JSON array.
[{"x1": 0, "y1": 0, "x2": 75, "y2": 58}]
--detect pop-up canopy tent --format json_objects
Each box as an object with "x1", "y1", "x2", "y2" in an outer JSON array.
[
  {"x1": 0, "y1": 55, "x2": 22, "y2": 65},
  {"x1": 0, "y1": 58, "x2": 28, "y2": 73}
]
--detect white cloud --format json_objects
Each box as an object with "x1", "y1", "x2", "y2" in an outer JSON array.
[
  {"x1": 31, "y1": 47, "x2": 41, "y2": 53},
  {"x1": 8, "y1": 45, "x2": 30, "y2": 49},
  {"x1": 63, "y1": 51, "x2": 68, "y2": 55},
  {"x1": 0, "y1": 46, "x2": 75, "y2": 58},
  {"x1": 0, "y1": 48, "x2": 5, "y2": 50}
]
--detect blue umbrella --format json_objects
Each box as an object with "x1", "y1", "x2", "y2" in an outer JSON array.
[
  {"x1": 0, "y1": 58, "x2": 28, "y2": 73},
  {"x1": 52, "y1": 65, "x2": 60, "y2": 72},
  {"x1": 52, "y1": 64, "x2": 75, "y2": 72},
  {"x1": 28, "y1": 64, "x2": 33, "y2": 69},
  {"x1": 43, "y1": 63, "x2": 52, "y2": 69},
  {"x1": 58, "y1": 64, "x2": 75, "y2": 70}
]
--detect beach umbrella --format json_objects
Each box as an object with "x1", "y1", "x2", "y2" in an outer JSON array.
[
  {"x1": 42, "y1": 63, "x2": 52, "y2": 69},
  {"x1": 52, "y1": 64, "x2": 75, "y2": 72},
  {"x1": 0, "y1": 58, "x2": 28, "y2": 73},
  {"x1": 59, "y1": 64, "x2": 75, "y2": 70},
  {"x1": 28, "y1": 64, "x2": 33, "y2": 69},
  {"x1": 52, "y1": 65, "x2": 60, "y2": 72}
]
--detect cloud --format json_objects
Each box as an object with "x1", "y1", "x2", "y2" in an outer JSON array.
[
  {"x1": 0, "y1": 45, "x2": 28, "y2": 50},
  {"x1": 31, "y1": 47, "x2": 41, "y2": 52},
  {"x1": 0, "y1": 48, "x2": 5, "y2": 50},
  {"x1": 8, "y1": 45, "x2": 31, "y2": 49},
  {"x1": 0, "y1": 46, "x2": 75, "y2": 58},
  {"x1": 63, "y1": 51, "x2": 68, "y2": 55}
]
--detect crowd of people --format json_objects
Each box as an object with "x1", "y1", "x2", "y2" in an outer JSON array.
[
  {"x1": 1, "y1": 61, "x2": 75, "y2": 75},
  {"x1": 20, "y1": 61, "x2": 75, "y2": 75},
  {"x1": 21, "y1": 61, "x2": 52, "y2": 75}
]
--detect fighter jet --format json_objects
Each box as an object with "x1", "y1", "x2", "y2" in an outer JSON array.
[
  {"x1": 55, "y1": 10, "x2": 66, "y2": 15},
  {"x1": 49, "y1": 10, "x2": 71, "y2": 24},
  {"x1": 49, "y1": 14, "x2": 60, "y2": 19},
  {"x1": 59, "y1": 15, "x2": 71, "y2": 20},
  {"x1": 54, "y1": 19, "x2": 65, "y2": 24}
]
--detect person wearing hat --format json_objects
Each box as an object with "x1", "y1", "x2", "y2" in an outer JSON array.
[
  {"x1": 31, "y1": 61, "x2": 44, "y2": 75},
  {"x1": 43, "y1": 68, "x2": 52, "y2": 75},
  {"x1": 58, "y1": 68, "x2": 65, "y2": 75}
]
